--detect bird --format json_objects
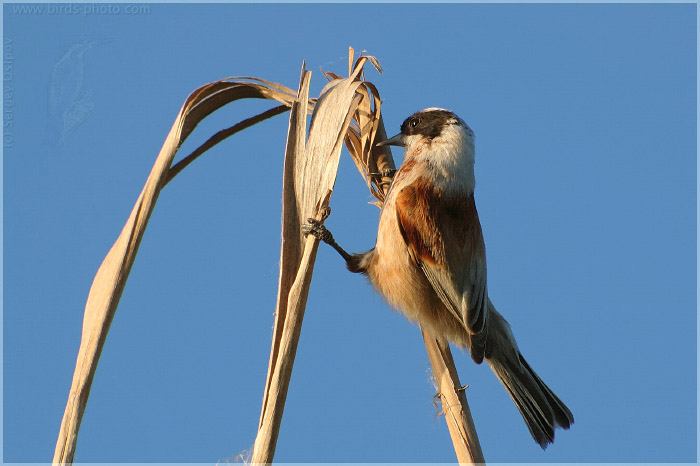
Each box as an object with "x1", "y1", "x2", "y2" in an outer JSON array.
[
  {"x1": 303, "y1": 107, "x2": 574, "y2": 449},
  {"x1": 47, "y1": 38, "x2": 110, "y2": 146}
]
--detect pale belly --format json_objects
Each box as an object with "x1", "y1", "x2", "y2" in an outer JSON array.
[{"x1": 366, "y1": 197, "x2": 469, "y2": 347}]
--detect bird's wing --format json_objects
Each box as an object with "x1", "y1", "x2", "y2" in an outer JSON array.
[{"x1": 395, "y1": 184, "x2": 489, "y2": 363}]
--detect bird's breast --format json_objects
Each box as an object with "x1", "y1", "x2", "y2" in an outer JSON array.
[
  {"x1": 365, "y1": 160, "x2": 481, "y2": 346},
  {"x1": 368, "y1": 189, "x2": 437, "y2": 322},
  {"x1": 366, "y1": 163, "x2": 449, "y2": 329}
]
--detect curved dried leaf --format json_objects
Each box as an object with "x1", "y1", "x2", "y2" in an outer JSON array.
[{"x1": 53, "y1": 76, "x2": 309, "y2": 465}]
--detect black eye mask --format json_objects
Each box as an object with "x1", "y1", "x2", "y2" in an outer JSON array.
[{"x1": 401, "y1": 109, "x2": 456, "y2": 140}]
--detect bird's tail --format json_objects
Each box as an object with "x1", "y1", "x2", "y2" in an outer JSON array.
[{"x1": 484, "y1": 310, "x2": 574, "y2": 449}]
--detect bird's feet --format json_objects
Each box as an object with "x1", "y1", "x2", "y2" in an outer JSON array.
[
  {"x1": 302, "y1": 217, "x2": 354, "y2": 264},
  {"x1": 302, "y1": 218, "x2": 334, "y2": 244},
  {"x1": 371, "y1": 168, "x2": 397, "y2": 179}
]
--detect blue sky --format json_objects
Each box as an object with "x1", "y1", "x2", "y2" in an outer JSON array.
[{"x1": 2, "y1": 2, "x2": 697, "y2": 464}]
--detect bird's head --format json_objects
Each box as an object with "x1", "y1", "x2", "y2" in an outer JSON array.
[
  {"x1": 378, "y1": 108, "x2": 476, "y2": 192},
  {"x1": 377, "y1": 108, "x2": 474, "y2": 151}
]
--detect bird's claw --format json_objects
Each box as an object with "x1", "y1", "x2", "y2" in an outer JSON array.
[
  {"x1": 319, "y1": 206, "x2": 331, "y2": 221},
  {"x1": 302, "y1": 218, "x2": 333, "y2": 244},
  {"x1": 370, "y1": 168, "x2": 397, "y2": 179},
  {"x1": 381, "y1": 168, "x2": 397, "y2": 178}
]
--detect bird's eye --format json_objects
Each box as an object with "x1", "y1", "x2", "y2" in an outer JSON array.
[{"x1": 410, "y1": 118, "x2": 419, "y2": 128}]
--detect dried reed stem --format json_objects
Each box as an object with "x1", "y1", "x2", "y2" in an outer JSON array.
[
  {"x1": 251, "y1": 66, "x2": 314, "y2": 464},
  {"x1": 423, "y1": 333, "x2": 485, "y2": 464},
  {"x1": 251, "y1": 57, "x2": 364, "y2": 463}
]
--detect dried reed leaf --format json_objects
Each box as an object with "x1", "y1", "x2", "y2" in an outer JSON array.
[
  {"x1": 165, "y1": 105, "x2": 289, "y2": 185},
  {"x1": 257, "y1": 64, "x2": 312, "y2": 432},
  {"x1": 330, "y1": 55, "x2": 394, "y2": 204},
  {"x1": 53, "y1": 77, "x2": 306, "y2": 465},
  {"x1": 251, "y1": 53, "x2": 370, "y2": 464}
]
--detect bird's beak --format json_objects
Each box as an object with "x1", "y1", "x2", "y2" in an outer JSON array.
[{"x1": 376, "y1": 133, "x2": 405, "y2": 147}]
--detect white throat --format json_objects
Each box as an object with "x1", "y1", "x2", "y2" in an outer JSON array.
[{"x1": 406, "y1": 123, "x2": 476, "y2": 193}]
